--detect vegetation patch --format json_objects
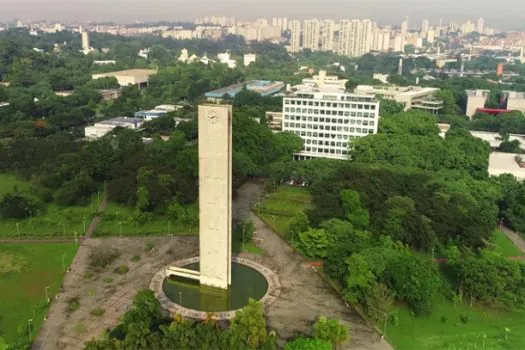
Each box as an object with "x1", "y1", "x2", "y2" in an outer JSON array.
[
  {"x1": 67, "y1": 296, "x2": 80, "y2": 313},
  {"x1": 0, "y1": 251, "x2": 27, "y2": 274},
  {"x1": 113, "y1": 265, "x2": 129, "y2": 275},
  {"x1": 88, "y1": 248, "x2": 120, "y2": 272},
  {"x1": 90, "y1": 308, "x2": 105, "y2": 317},
  {"x1": 130, "y1": 255, "x2": 141, "y2": 262}
]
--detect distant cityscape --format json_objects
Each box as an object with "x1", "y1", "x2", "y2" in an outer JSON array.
[{"x1": 3, "y1": 15, "x2": 525, "y2": 59}]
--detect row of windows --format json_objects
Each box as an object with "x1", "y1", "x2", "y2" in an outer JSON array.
[
  {"x1": 306, "y1": 140, "x2": 348, "y2": 147},
  {"x1": 285, "y1": 119, "x2": 375, "y2": 127},
  {"x1": 285, "y1": 99, "x2": 376, "y2": 108},
  {"x1": 303, "y1": 147, "x2": 349, "y2": 155},
  {"x1": 293, "y1": 129, "x2": 373, "y2": 137},
  {"x1": 286, "y1": 123, "x2": 375, "y2": 132},
  {"x1": 284, "y1": 108, "x2": 377, "y2": 117}
]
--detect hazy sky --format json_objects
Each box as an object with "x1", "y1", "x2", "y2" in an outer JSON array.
[{"x1": 1, "y1": 0, "x2": 524, "y2": 29}]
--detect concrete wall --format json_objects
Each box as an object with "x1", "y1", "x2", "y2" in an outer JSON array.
[{"x1": 198, "y1": 105, "x2": 232, "y2": 289}]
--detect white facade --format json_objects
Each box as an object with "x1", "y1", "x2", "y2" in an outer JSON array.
[
  {"x1": 84, "y1": 117, "x2": 143, "y2": 140},
  {"x1": 338, "y1": 19, "x2": 373, "y2": 57},
  {"x1": 372, "y1": 28, "x2": 390, "y2": 52},
  {"x1": 466, "y1": 89, "x2": 490, "y2": 118},
  {"x1": 282, "y1": 86, "x2": 379, "y2": 160},
  {"x1": 355, "y1": 85, "x2": 443, "y2": 113},
  {"x1": 302, "y1": 70, "x2": 348, "y2": 90},
  {"x1": 244, "y1": 53, "x2": 257, "y2": 66},
  {"x1": 303, "y1": 19, "x2": 321, "y2": 51},
  {"x1": 290, "y1": 20, "x2": 302, "y2": 53},
  {"x1": 320, "y1": 20, "x2": 336, "y2": 52},
  {"x1": 81, "y1": 30, "x2": 90, "y2": 51}
]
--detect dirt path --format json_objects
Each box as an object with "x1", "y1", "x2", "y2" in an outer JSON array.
[
  {"x1": 234, "y1": 182, "x2": 392, "y2": 350},
  {"x1": 501, "y1": 225, "x2": 525, "y2": 254},
  {"x1": 84, "y1": 193, "x2": 107, "y2": 239}
]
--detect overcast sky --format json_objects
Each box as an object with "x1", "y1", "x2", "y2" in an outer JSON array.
[{"x1": 1, "y1": 0, "x2": 523, "y2": 29}]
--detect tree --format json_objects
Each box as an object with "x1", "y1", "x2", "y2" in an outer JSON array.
[
  {"x1": 383, "y1": 250, "x2": 440, "y2": 315},
  {"x1": 380, "y1": 110, "x2": 439, "y2": 136},
  {"x1": 285, "y1": 337, "x2": 332, "y2": 350},
  {"x1": 231, "y1": 299, "x2": 268, "y2": 349},
  {"x1": 312, "y1": 316, "x2": 349, "y2": 349},
  {"x1": 298, "y1": 228, "x2": 330, "y2": 258},
  {"x1": 288, "y1": 211, "x2": 310, "y2": 237},
  {"x1": 0, "y1": 192, "x2": 38, "y2": 219},
  {"x1": 344, "y1": 254, "x2": 377, "y2": 304},
  {"x1": 340, "y1": 190, "x2": 369, "y2": 230}
]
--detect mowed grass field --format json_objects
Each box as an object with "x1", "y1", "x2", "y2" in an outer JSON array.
[
  {"x1": 387, "y1": 293, "x2": 525, "y2": 350},
  {"x1": 257, "y1": 185, "x2": 525, "y2": 350},
  {"x1": 256, "y1": 185, "x2": 312, "y2": 236},
  {"x1": 0, "y1": 243, "x2": 78, "y2": 344},
  {"x1": 0, "y1": 173, "x2": 100, "y2": 238}
]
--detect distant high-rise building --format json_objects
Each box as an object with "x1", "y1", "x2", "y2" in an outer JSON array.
[
  {"x1": 392, "y1": 35, "x2": 405, "y2": 53},
  {"x1": 401, "y1": 17, "x2": 409, "y2": 37},
  {"x1": 338, "y1": 19, "x2": 373, "y2": 57},
  {"x1": 303, "y1": 19, "x2": 321, "y2": 51},
  {"x1": 461, "y1": 20, "x2": 475, "y2": 34},
  {"x1": 477, "y1": 17, "x2": 484, "y2": 34},
  {"x1": 81, "y1": 30, "x2": 90, "y2": 51},
  {"x1": 320, "y1": 20, "x2": 336, "y2": 52},
  {"x1": 372, "y1": 28, "x2": 390, "y2": 52},
  {"x1": 272, "y1": 18, "x2": 278, "y2": 27},
  {"x1": 282, "y1": 18, "x2": 288, "y2": 32},
  {"x1": 290, "y1": 20, "x2": 302, "y2": 53},
  {"x1": 421, "y1": 20, "x2": 429, "y2": 35},
  {"x1": 427, "y1": 28, "x2": 435, "y2": 43}
]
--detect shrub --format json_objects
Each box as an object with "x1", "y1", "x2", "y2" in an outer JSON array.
[
  {"x1": 67, "y1": 297, "x2": 80, "y2": 313},
  {"x1": 90, "y1": 308, "x2": 105, "y2": 317},
  {"x1": 103, "y1": 277, "x2": 114, "y2": 284},
  {"x1": 113, "y1": 265, "x2": 129, "y2": 275},
  {"x1": 0, "y1": 192, "x2": 38, "y2": 219},
  {"x1": 130, "y1": 255, "x2": 141, "y2": 262},
  {"x1": 88, "y1": 248, "x2": 120, "y2": 271}
]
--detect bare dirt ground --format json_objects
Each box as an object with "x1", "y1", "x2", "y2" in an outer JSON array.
[
  {"x1": 32, "y1": 237, "x2": 198, "y2": 350},
  {"x1": 34, "y1": 181, "x2": 391, "y2": 350}
]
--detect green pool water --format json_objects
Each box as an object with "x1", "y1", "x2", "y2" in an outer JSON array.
[{"x1": 162, "y1": 262, "x2": 268, "y2": 312}]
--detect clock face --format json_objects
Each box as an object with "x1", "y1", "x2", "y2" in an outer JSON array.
[{"x1": 207, "y1": 110, "x2": 219, "y2": 125}]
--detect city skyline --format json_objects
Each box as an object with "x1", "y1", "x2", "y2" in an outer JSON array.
[{"x1": 1, "y1": 0, "x2": 523, "y2": 29}]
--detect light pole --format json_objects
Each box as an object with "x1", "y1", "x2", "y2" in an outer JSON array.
[
  {"x1": 83, "y1": 215, "x2": 86, "y2": 234},
  {"x1": 168, "y1": 221, "x2": 171, "y2": 236},
  {"x1": 16, "y1": 222, "x2": 20, "y2": 239},
  {"x1": 28, "y1": 319, "x2": 33, "y2": 342},
  {"x1": 179, "y1": 292, "x2": 182, "y2": 305},
  {"x1": 242, "y1": 226, "x2": 245, "y2": 251},
  {"x1": 61, "y1": 254, "x2": 66, "y2": 272},
  {"x1": 45, "y1": 286, "x2": 50, "y2": 303},
  {"x1": 500, "y1": 218, "x2": 504, "y2": 230}
]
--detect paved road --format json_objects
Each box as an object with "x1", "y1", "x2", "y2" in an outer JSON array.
[
  {"x1": 234, "y1": 182, "x2": 392, "y2": 350},
  {"x1": 501, "y1": 224, "x2": 525, "y2": 254}
]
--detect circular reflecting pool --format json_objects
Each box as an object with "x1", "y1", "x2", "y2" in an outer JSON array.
[{"x1": 162, "y1": 262, "x2": 268, "y2": 312}]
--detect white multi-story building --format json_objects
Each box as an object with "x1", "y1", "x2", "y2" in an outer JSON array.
[
  {"x1": 338, "y1": 19, "x2": 373, "y2": 57},
  {"x1": 372, "y1": 28, "x2": 390, "y2": 52},
  {"x1": 282, "y1": 82, "x2": 379, "y2": 160},
  {"x1": 401, "y1": 18, "x2": 409, "y2": 37},
  {"x1": 290, "y1": 20, "x2": 302, "y2": 53},
  {"x1": 421, "y1": 20, "x2": 429, "y2": 35},
  {"x1": 320, "y1": 20, "x2": 336, "y2": 52},
  {"x1": 303, "y1": 19, "x2": 321, "y2": 51}
]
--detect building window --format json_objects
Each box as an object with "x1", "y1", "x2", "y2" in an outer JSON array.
[{"x1": 284, "y1": 122, "x2": 289, "y2": 127}]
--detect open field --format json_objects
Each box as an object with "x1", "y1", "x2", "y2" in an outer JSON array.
[
  {"x1": 0, "y1": 243, "x2": 78, "y2": 344},
  {"x1": 95, "y1": 202, "x2": 197, "y2": 237},
  {"x1": 256, "y1": 185, "x2": 312, "y2": 236},
  {"x1": 0, "y1": 173, "x2": 101, "y2": 238},
  {"x1": 387, "y1": 293, "x2": 525, "y2": 350}
]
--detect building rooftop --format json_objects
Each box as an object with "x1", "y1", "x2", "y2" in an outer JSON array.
[
  {"x1": 205, "y1": 80, "x2": 284, "y2": 98},
  {"x1": 96, "y1": 117, "x2": 142, "y2": 126},
  {"x1": 92, "y1": 69, "x2": 157, "y2": 78},
  {"x1": 489, "y1": 152, "x2": 525, "y2": 181},
  {"x1": 355, "y1": 85, "x2": 439, "y2": 98},
  {"x1": 466, "y1": 89, "x2": 491, "y2": 97}
]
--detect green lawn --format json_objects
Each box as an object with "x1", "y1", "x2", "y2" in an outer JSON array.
[
  {"x1": 0, "y1": 173, "x2": 101, "y2": 238},
  {"x1": 491, "y1": 230, "x2": 524, "y2": 257},
  {"x1": 0, "y1": 243, "x2": 78, "y2": 345},
  {"x1": 387, "y1": 293, "x2": 525, "y2": 350},
  {"x1": 95, "y1": 202, "x2": 197, "y2": 237},
  {"x1": 256, "y1": 186, "x2": 312, "y2": 236}
]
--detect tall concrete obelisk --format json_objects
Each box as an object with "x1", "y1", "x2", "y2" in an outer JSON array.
[{"x1": 198, "y1": 104, "x2": 232, "y2": 289}]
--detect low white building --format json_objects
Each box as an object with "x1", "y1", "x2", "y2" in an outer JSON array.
[
  {"x1": 355, "y1": 85, "x2": 443, "y2": 114},
  {"x1": 93, "y1": 60, "x2": 116, "y2": 65},
  {"x1": 84, "y1": 117, "x2": 143, "y2": 140},
  {"x1": 489, "y1": 152, "x2": 525, "y2": 181},
  {"x1": 466, "y1": 89, "x2": 490, "y2": 118},
  {"x1": 217, "y1": 51, "x2": 237, "y2": 69},
  {"x1": 302, "y1": 70, "x2": 348, "y2": 90},
  {"x1": 265, "y1": 111, "x2": 283, "y2": 133},
  {"x1": 92, "y1": 69, "x2": 157, "y2": 88},
  {"x1": 244, "y1": 53, "x2": 257, "y2": 66}
]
